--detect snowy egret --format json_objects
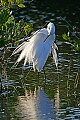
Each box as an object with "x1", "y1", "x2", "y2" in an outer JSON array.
[{"x1": 11, "y1": 22, "x2": 58, "y2": 72}]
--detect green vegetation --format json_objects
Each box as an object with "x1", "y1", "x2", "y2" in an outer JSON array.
[
  {"x1": 62, "y1": 32, "x2": 80, "y2": 52},
  {"x1": 62, "y1": 33, "x2": 70, "y2": 41},
  {"x1": 0, "y1": 0, "x2": 33, "y2": 47}
]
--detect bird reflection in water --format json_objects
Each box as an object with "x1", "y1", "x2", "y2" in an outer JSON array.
[{"x1": 18, "y1": 87, "x2": 57, "y2": 120}]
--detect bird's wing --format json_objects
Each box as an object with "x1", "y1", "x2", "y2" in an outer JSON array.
[
  {"x1": 24, "y1": 29, "x2": 48, "y2": 66},
  {"x1": 33, "y1": 35, "x2": 54, "y2": 72},
  {"x1": 13, "y1": 28, "x2": 48, "y2": 67},
  {"x1": 52, "y1": 43, "x2": 58, "y2": 68},
  {"x1": 11, "y1": 28, "x2": 48, "y2": 56}
]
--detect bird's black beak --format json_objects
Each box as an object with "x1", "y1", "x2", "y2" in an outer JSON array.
[{"x1": 44, "y1": 34, "x2": 50, "y2": 42}]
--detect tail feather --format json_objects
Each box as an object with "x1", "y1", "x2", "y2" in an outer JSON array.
[
  {"x1": 11, "y1": 37, "x2": 34, "y2": 67},
  {"x1": 24, "y1": 53, "x2": 28, "y2": 66},
  {"x1": 54, "y1": 43, "x2": 58, "y2": 50},
  {"x1": 52, "y1": 43, "x2": 58, "y2": 68},
  {"x1": 11, "y1": 60, "x2": 19, "y2": 69},
  {"x1": 11, "y1": 42, "x2": 27, "y2": 56},
  {"x1": 16, "y1": 47, "x2": 27, "y2": 63},
  {"x1": 23, "y1": 45, "x2": 34, "y2": 66}
]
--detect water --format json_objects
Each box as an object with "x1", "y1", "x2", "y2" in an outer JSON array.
[{"x1": 0, "y1": 0, "x2": 80, "y2": 120}]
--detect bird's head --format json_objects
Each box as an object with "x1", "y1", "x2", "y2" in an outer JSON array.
[{"x1": 47, "y1": 22, "x2": 55, "y2": 39}]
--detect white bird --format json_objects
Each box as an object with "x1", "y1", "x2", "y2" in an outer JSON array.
[{"x1": 11, "y1": 22, "x2": 58, "y2": 72}]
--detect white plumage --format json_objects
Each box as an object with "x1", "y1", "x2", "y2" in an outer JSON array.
[{"x1": 11, "y1": 22, "x2": 58, "y2": 72}]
